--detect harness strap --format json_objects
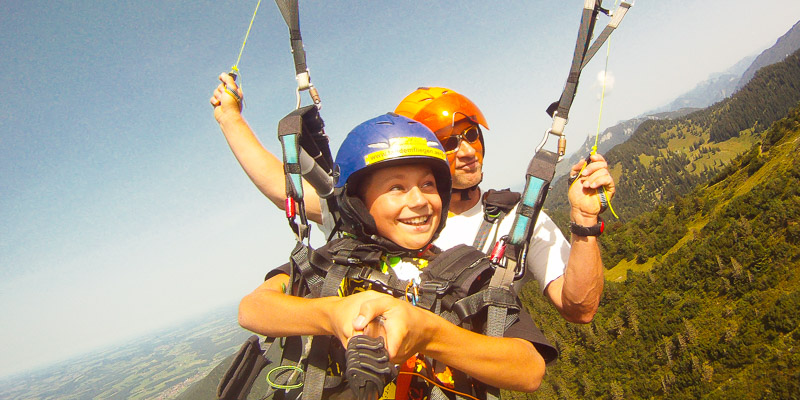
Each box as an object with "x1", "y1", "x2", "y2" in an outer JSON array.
[
  {"x1": 581, "y1": 2, "x2": 632, "y2": 70},
  {"x1": 506, "y1": 150, "x2": 559, "y2": 249},
  {"x1": 278, "y1": 109, "x2": 311, "y2": 241},
  {"x1": 216, "y1": 335, "x2": 270, "y2": 400},
  {"x1": 291, "y1": 243, "x2": 323, "y2": 298},
  {"x1": 486, "y1": 263, "x2": 519, "y2": 338},
  {"x1": 322, "y1": 264, "x2": 348, "y2": 297},
  {"x1": 473, "y1": 190, "x2": 521, "y2": 252},
  {"x1": 274, "y1": 0, "x2": 308, "y2": 86},
  {"x1": 303, "y1": 336, "x2": 332, "y2": 400},
  {"x1": 452, "y1": 287, "x2": 519, "y2": 326},
  {"x1": 483, "y1": 262, "x2": 518, "y2": 400}
]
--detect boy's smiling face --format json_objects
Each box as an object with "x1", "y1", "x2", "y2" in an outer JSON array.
[{"x1": 359, "y1": 163, "x2": 442, "y2": 250}]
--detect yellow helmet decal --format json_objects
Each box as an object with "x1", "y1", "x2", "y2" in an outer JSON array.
[{"x1": 364, "y1": 137, "x2": 446, "y2": 165}]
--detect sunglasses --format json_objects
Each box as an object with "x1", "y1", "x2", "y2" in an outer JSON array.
[{"x1": 440, "y1": 125, "x2": 482, "y2": 153}]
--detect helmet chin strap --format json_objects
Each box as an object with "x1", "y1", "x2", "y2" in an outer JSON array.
[{"x1": 453, "y1": 172, "x2": 483, "y2": 201}]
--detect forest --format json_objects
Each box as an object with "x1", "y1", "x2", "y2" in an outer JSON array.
[{"x1": 520, "y1": 51, "x2": 800, "y2": 399}]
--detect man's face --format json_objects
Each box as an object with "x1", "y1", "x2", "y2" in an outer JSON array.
[{"x1": 439, "y1": 118, "x2": 484, "y2": 190}]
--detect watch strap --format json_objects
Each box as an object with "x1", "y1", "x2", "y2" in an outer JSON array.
[{"x1": 570, "y1": 217, "x2": 604, "y2": 236}]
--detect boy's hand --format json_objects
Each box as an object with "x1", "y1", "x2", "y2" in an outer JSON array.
[
  {"x1": 328, "y1": 291, "x2": 388, "y2": 349},
  {"x1": 352, "y1": 293, "x2": 432, "y2": 363}
]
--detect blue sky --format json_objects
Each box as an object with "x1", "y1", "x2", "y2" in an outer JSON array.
[{"x1": 1, "y1": 1, "x2": 799, "y2": 378}]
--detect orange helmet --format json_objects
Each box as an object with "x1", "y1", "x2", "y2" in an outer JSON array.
[{"x1": 394, "y1": 87, "x2": 489, "y2": 135}]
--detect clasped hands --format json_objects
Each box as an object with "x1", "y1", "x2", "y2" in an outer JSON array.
[{"x1": 329, "y1": 290, "x2": 432, "y2": 364}]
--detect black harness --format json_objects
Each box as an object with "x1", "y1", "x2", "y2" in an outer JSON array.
[{"x1": 216, "y1": 237, "x2": 548, "y2": 400}]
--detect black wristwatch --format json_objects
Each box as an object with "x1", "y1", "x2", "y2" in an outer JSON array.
[{"x1": 570, "y1": 217, "x2": 604, "y2": 236}]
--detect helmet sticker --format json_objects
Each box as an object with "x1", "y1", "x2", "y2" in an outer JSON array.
[{"x1": 364, "y1": 137, "x2": 445, "y2": 165}]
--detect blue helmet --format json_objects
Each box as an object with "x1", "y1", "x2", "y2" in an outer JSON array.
[{"x1": 333, "y1": 113, "x2": 452, "y2": 250}]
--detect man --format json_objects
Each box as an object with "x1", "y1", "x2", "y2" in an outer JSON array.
[
  {"x1": 392, "y1": 87, "x2": 611, "y2": 324},
  {"x1": 210, "y1": 75, "x2": 614, "y2": 323}
]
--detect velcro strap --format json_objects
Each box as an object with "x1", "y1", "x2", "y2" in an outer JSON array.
[{"x1": 452, "y1": 287, "x2": 519, "y2": 323}]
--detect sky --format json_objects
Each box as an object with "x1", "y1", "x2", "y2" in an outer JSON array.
[{"x1": 1, "y1": 1, "x2": 799, "y2": 379}]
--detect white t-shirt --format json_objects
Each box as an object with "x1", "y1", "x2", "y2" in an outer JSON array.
[{"x1": 434, "y1": 195, "x2": 570, "y2": 294}]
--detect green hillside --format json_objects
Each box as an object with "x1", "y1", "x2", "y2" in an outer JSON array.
[{"x1": 513, "y1": 87, "x2": 800, "y2": 398}]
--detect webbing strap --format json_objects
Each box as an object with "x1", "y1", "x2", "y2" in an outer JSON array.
[
  {"x1": 549, "y1": 0, "x2": 632, "y2": 124},
  {"x1": 322, "y1": 264, "x2": 348, "y2": 297},
  {"x1": 472, "y1": 210, "x2": 507, "y2": 252},
  {"x1": 486, "y1": 261, "x2": 518, "y2": 338},
  {"x1": 274, "y1": 0, "x2": 308, "y2": 78},
  {"x1": 506, "y1": 150, "x2": 558, "y2": 247},
  {"x1": 430, "y1": 386, "x2": 449, "y2": 400},
  {"x1": 291, "y1": 243, "x2": 324, "y2": 297},
  {"x1": 581, "y1": 2, "x2": 632, "y2": 70},
  {"x1": 303, "y1": 336, "x2": 330, "y2": 400},
  {"x1": 452, "y1": 287, "x2": 519, "y2": 326},
  {"x1": 473, "y1": 219, "x2": 494, "y2": 251},
  {"x1": 553, "y1": 0, "x2": 601, "y2": 121}
]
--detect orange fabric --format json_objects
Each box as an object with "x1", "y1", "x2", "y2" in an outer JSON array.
[{"x1": 394, "y1": 356, "x2": 417, "y2": 400}]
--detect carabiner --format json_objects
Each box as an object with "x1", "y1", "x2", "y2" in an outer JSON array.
[{"x1": 490, "y1": 237, "x2": 507, "y2": 265}]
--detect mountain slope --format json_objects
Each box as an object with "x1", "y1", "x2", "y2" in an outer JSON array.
[
  {"x1": 649, "y1": 55, "x2": 753, "y2": 116},
  {"x1": 545, "y1": 47, "x2": 800, "y2": 228},
  {"x1": 518, "y1": 103, "x2": 800, "y2": 399},
  {"x1": 737, "y1": 19, "x2": 800, "y2": 89},
  {"x1": 556, "y1": 19, "x2": 800, "y2": 180},
  {"x1": 554, "y1": 109, "x2": 697, "y2": 179}
]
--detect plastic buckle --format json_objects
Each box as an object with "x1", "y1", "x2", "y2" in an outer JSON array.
[{"x1": 419, "y1": 280, "x2": 449, "y2": 295}]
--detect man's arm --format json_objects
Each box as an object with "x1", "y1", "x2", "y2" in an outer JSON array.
[
  {"x1": 210, "y1": 73, "x2": 322, "y2": 224},
  {"x1": 544, "y1": 153, "x2": 615, "y2": 323}
]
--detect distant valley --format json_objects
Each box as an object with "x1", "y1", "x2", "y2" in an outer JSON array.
[{"x1": 0, "y1": 306, "x2": 249, "y2": 400}]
